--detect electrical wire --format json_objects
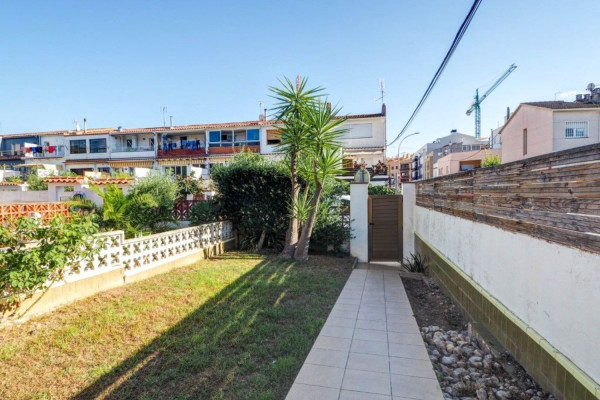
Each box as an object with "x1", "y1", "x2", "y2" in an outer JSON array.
[{"x1": 388, "y1": 0, "x2": 484, "y2": 146}]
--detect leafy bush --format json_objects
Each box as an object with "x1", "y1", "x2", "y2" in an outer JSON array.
[
  {"x1": 26, "y1": 174, "x2": 48, "y2": 191},
  {"x1": 368, "y1": 184, "x2": 396, "y2": 195},
  {"x1": 400, "y1": 252, "x2": 429, "y2": 273},
  {"x1": 211, "y1": 151, "x2": 291, "y2": 250},
  {"x1": 189, "y1": 200, "x2": 219, "y2": 225},
  {"x1": 176, "y1": 172, "x2": 204, "y2": 198},
  {"x1": 4, "y1": 176, "x2": 22, "y2": 183},
  {"x1": 126, "y1": 171, "x2": 178, "y2": 231},
  {"x1": 310, "y1": 199, "x2": 351, "y2": 254},
  {"x1": 0, "y1": 216, "x2": 99, "y2": 307},
  {"x1": 92, "y1": 172, "x2": 178, "y2": 237},
  {"x1": 481, "y1": 152, "x2": 501, "y2": 168}
]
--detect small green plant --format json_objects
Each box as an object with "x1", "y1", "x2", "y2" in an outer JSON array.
[
  {"x1": 176, "y1": 172, "x2": 204, "y2": 198},
  {"x1": 481, "y1": 152, "x2": 501, "y2": 168},
  {"x1": 26, "y1": 173, "x2": 48, "y2": 191},
  {"x1": 400, "y1": 252, "x2": 429, "y2": 273},
  {"x1": 368, "y1": 184, "x2": 395, "y2": 195},
  {"x1": 0, "y1": 216, "x2": 99, "y2": 307},
  {"x1": 189, "y1": 200, "x2": 219, "y2": 225},
  {"x1": 4, "y1": 176, "x2": 22, "y2": 183}
]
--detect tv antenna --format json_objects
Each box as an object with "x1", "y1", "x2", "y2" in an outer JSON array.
[
  {"x1": 374, "y1": 78, "x2": 386, "y2": 105},
  {"x1": 161, "y1": 106, "x2": 168, "y2": 127}
]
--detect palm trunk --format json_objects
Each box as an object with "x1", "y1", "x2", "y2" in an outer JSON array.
[
  {"x1": 294, "y1": 182, "x2": 323, "y2": 261},
  {"x1": 281, "y1": 152, "x2": 299, "y2": 258}
]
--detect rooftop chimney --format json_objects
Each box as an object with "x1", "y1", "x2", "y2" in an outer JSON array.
[
  {"x1": 83, "y1": 118, "x2": 87, "y2": 134},
  {"x1": 326, "y1": 102, "x2": 331, "y2": 112},
  {"x1": 381, "y1": 103, "x2": 386, "y2": 116}
]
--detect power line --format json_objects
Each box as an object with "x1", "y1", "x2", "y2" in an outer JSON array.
[{"x1": 388, "y1": 0, "x2": 484, "y2": 146}]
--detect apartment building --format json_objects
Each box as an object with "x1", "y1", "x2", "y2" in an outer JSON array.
[
  {"x1": 499, "y1": 101, "x2": 600, "y2": 163},
  {"x1": 0, "y1": 105, "x2": 386, "y2": 179}
]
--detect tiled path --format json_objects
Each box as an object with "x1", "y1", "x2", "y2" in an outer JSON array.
[{"x1": 285, "y1": 263, "x2": 444, "y2": 400}]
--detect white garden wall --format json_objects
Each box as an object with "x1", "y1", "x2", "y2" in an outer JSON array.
[{"x1": 414, "y1": 206, "x2": 600, "y2": 385}]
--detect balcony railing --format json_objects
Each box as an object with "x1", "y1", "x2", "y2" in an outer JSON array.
[
  {"x1": 111, "y1": 146, "x2": 154, "y2": 153},
  {"x1": 0, "y1": 146, "x2": 65, "y2": 158}
]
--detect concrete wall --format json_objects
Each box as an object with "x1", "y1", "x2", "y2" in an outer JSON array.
[
  {"x1": 411, "y1": 205, "x2": 600, "y2": 397},
  {"x1": 350, "y1": 183, "x2": 369, "y2": 262},
  {"x1": 0, "y1": 190, "x2": 48, "y2": 204},
  {"x1": 553, "y1": 110, "x2": 600, "y2": 152},
  {"x1": 501, "y1": 105, "x2": 554, "y2": 163}
]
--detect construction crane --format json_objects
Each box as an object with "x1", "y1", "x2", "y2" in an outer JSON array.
[{"x1": 466, "y1": 63, "x2": 517, "y2": 138}]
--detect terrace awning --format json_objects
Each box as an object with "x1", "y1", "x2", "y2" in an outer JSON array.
[{"x1": 109, "y1": 160, "x2": 154, "y2": 168}]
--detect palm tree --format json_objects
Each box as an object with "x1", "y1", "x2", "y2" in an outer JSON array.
[
  {"x1": 269, "y1": 76, "x2": 324, "y2": 258},
  {"x1": 294, "y1": 101, "x2": 347, "y2": 260}
]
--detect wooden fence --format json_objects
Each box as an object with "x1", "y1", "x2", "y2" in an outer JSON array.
[
  {"x1": 173, "y1": 199, "x2": 202, "y2": 221},
  {"x1": 0, "y1": 202, "x2": 71, "y2": 223},
  {"x1": 416, "y1": 143, "x2": 600, "y2": 254}
]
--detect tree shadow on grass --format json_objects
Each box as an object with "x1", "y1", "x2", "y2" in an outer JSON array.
[{"x1": 73, "y1": 254, "x2": 351, "y2": 400}]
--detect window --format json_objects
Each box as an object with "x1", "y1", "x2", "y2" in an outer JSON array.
[
  {"x1": 246, "y1": 129, "x2": 259, "y2": 143},
  {"x1": 565, "y1": 121, "x2": 588, "y2": 138},
  {"x1": 149, "y1": 138, "x2": 155, "y2": 148},
  {"x1": 165, "y1": 166, "x2": 187, "y2": 177},
  {"x1": 267, "y1": 129, "x2": 281, "y2": 145},
  {"x1": 210, "y1": 129, "x2": 258, "y2": 147},
  {"x1": 126, "y1": 138, "x2": 133, "y2": 148},
  {"x1": 89, "y1": 138, "x2": 107, "y2": 153},
  {"x1": 523, "y1": 129, "x2": 527, "y2": 156},
  {"x1": 70, "y1": 139, "x2": 87, "y2": 154}
]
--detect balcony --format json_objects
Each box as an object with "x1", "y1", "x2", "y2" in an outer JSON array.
[
  {"x1": 0, "y1": 146, "x2": 66, "y2": 159},
  {"x1": 208, "y1": 142, "x2": 260, "y2": 155},
  {"x1": 111, "y1": 146, "x2": 155, "y2": 159}
]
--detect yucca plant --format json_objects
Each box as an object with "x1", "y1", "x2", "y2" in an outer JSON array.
[{"x1": 269, "y1": 76, "x2": 324, "y2": 258}]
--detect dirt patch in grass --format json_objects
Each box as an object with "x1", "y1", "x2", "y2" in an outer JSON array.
[{"x1": 0, "y1": 252, "x2": 353, "y2": 400}]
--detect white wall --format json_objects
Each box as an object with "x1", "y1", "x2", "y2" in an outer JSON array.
[
  {"x1": 0, "y1": 191, "x2": 48, "y2": 204},
  {"x1": 350, "y1": 183, "x2": 369, "y2": 262},
  {"x1": 552, "y1": 110, "x2": 600, "y2": 152},
  {"x1": 413, "y1": 206, "x2": 600, "y2": 384}
]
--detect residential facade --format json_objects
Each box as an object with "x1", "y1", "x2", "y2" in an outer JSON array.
[
  {"x1": 0, "y1": 106, "x2": 387, "y2": 179},
  {"x1": 499, "y1": 101, "x2": 600, "y2": 163},
  {"x1": 412, "y1": 130, "x2": 487, "y2": 180},
  {"x1": 437, "y1": 148, "x2": 501, "y2": 176},
  {"x1": 387, "y1": 153, "x2": 412, "y2": 186}
]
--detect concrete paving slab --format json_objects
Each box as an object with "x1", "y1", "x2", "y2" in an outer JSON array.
[{"x1": 285, "y1": 263, "x2": 442, "y2": 400}]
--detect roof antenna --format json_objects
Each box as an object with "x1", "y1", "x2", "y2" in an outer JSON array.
[
  {"x1": 258, "y1": 100, "x2": 265, "y2": 121},
  {"x1": 375, "y1": 78, "x2": 386, "y2": 105},
  {"x1": 161, "y1": 106, "x2": 168, "y2": 127},
  {"x1": 73, "y1": 119, "x2": 80, "y2": 131}
]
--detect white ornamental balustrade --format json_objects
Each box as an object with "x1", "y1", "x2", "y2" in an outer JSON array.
[
  {"x1": 64, "y1": 231, "x2": 124, "y2": 283},
  {"x1": 121, "y1": 221, "x2": 233, "y2": 274}
]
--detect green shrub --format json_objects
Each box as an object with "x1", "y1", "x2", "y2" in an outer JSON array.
[
  {"x1": 4, "y1": 176, "x2": 22, "y2": 183},
  {"x1": 127, "y1": 171, "x2": 178, "y2": 232},
  {"x1": 176, "y1": 172, "x2": 204, "y2": 198},
  {"x1": 26, "y1": 174, "x2": 48, "y2": 191},
  {"x1": 0, "y1": 216, "x2": 99, "y2": 307},
  {"x1": 211, "y1": 151, "x2": 291, "y2": 250},
  {"x1": 481, "y1": 152, "x2": 501, "y2": 168},
  {"x1": 368, "y1": 184, "x2": 395, "y2": 195},
  {"x1": 91, "y1": 172, "x2": 178, "y2": 237},
  {"x1": 189, "y1": 200, "x2": 219, "y2": 225}
]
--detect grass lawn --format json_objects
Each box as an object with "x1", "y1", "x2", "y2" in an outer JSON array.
[{"x1": 0, "y1": 252, "x2": 354, "y2": 400}]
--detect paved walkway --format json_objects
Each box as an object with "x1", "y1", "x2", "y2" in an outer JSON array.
[{"x1": 286, "y1": 263, "x2": 444, "y2": 400}]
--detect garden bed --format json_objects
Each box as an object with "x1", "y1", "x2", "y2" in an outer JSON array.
[
  {"x1": 403, "y1": 276, "x2": 555, "y2": 400},
  {"x1": 0, "y1": 252, "x2": 353, "y2": 400}
]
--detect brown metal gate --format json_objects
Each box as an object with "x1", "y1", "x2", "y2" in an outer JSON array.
[{"x1": 368, "y1": 195, "x2": 403, "y2": 261}]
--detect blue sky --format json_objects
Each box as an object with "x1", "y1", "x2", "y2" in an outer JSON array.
[{"x1": 1, "y1": 0, "x2": 599, "y2": 155}]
